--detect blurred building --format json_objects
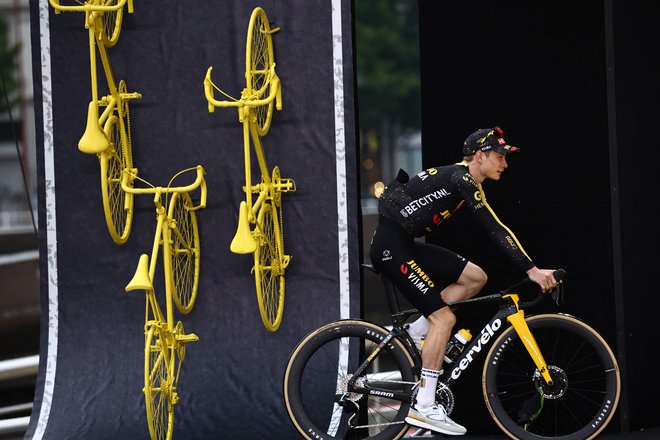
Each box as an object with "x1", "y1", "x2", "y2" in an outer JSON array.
[
  {"x1": 0, "y1": 0, "x2": 36, "y2": 220},
  {"x1": 0, "y1": 0, "x2": 38, "y2": 337},
  {"x1": 0, "y1": 1, "x2": 39, "y2": 436}
]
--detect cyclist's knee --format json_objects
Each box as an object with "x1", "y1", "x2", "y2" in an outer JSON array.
[
  {"x1": 462, "y1": 262, "x2": 487, "y2": 296},
  {"x1": 428, "y1": 307, "x2": 456, "y2": 332},
  {"x1": 474, "y1": 266, "x2": 487, "y2": 290}
]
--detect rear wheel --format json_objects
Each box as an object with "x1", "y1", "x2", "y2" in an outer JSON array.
[
  {"x1": 483, "y1": 314, "x2": 620, "y2": 440},
  {"x1": 284, "y1": 320, "x2": 417, "y2": 440},
  {"x1": 144, "y1": 322, "x2": 175, "y2": 440}
]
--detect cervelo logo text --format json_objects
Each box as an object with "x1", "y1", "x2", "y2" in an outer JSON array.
[
  {"x1": 399, "y1": 189, "x2": 451, "y2": 218},
  {"x1": 450, "y1": 319, "x2": 502, "y2": 380},
  {"x1": 400, "y1": 260, "x2": 435, "y2": 293}
]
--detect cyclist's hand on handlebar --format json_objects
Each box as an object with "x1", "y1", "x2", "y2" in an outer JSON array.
[{"x1": 526, "y1": 266, "x2": 558, "y2": 293}]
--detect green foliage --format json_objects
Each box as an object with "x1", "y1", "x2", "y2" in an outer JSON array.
[
  {"x1": 355, "y1": 0, "x2": 421, "y2": 132},
  {"x1": 0, "y1": 12, "x2": 20, "y2": 113}
]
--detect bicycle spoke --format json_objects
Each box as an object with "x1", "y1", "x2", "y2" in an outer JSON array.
[
  {"x1": 484, "y1": 315, "x2": 620, "y2": 439},
  {"x1": 285, "y1": 322, "x2": 414, "y2": 440},
  {"x1": 254, "y1": 203, "x2": 284, "y2": 330},
  {"x1": 101, "y1": 116, "x2": 131, "y2": 244},
  {"x1": 245, "y1": 8, "x2": 276, "y2": 134},
  {"x1": 169, "y1": 193, "x2": 200, "y2": 313},
  {"x1": 145, "y1": 325, "x2": 174, "y2": 440}
]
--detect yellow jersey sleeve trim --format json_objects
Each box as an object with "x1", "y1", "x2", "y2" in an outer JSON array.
[{"x1": 477, "y1": 183, "x2": 532, "y2": 261}]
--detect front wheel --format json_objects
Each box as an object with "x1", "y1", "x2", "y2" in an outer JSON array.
[
  {"x1": 483, "y1": 314, "x2": 620, "y2": 440},
  {"x1": 284, "y1": 320, "x2": 417, "y2": 440},
  {"x1": 253, "y1": 202, "x2": 285, "y2": 332},
  {"x1": 96, "y1": 0, "x2": 124, "y2": 47},
  {"x1": 245, "y1": 7, "x2": 276, "y2": 136},
  {"x1": 168, "y1": 192, "x2": 201, "y2": 314}
]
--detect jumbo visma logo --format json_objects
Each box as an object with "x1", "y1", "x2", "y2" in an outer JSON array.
[{"x1": 400, "y1": 260, "x2": 435, "y2": 294}]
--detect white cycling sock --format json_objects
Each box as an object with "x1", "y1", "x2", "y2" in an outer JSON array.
[
  {"x1": 416, "y1": 368, "x2": 440, "y2": 408},
  {"x1": 408, "y1": 316, "x2": 429, "y2": 337}
]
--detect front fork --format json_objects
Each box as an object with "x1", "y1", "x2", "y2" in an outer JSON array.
[{"x1": 505, "y1": 294, "x2": 553, "y2": 385}]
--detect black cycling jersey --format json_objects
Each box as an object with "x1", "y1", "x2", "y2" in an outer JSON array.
[{"x1": 378, "y1": 163, "x2": 535, "y2": 272}]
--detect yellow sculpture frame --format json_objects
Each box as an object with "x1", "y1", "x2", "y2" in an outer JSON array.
[
  {"x1": 204, "y1": 7, "x2": 296, "y2": 332},
  {"x1": 122, "y1": 166, "x2": 207, "y2": 440},
  {"x1": 49, "y1": 0, "x2": 141, "y2": 244}
]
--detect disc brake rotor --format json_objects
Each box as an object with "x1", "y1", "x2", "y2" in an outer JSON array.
[{"x1": 533, "y1": 365, "x2": 568, "y2": 399}]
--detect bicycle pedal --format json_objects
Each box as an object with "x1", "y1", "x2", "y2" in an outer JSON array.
[
  {"x1": 176, "y1": 333, "x2": 199, "y2": 343},
  {"x1": 279, "y1": 178, "x2": 296, "y2": 192},
  {"x1": 122, "y1": 91, "x2": 142, "y2": 100}
]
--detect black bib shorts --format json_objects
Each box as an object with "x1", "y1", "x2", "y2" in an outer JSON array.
[{"x1": 369, "y1": 216, "x2": 468, "y2": 317}]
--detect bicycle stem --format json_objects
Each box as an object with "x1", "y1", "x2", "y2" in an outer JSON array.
[{"x1": 504, "y1": 294, "x2": 554, "y2": 385}]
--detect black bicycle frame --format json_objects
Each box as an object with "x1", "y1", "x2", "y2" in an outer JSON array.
[
  {"x1": 345, "y1": 269, "x2": 530, "y2": 405},
  {"x1": 440, "y1": 294, "x2": 518, "y2": 386}
]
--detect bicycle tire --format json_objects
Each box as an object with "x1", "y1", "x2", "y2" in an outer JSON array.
[
  {"x1": 482, "y1": 314, "x2": 620, "y2": 440},
  {"x1": 253, "y1": 202, "x2": 285, "y2": 331},
  {"x1": 96, "y1": 0, "x2": 124, "y2": 48},
  {"x1": 144, "y1": 322, "x2": 175, "y2": 440},
  {"x1": 168, "y1": 192, "x2": 201, "y2": 314},
  {"x1": 100, "y1": 114, "x2": 133, "y2": 244},
  {"x1": 245, "y1": 7, "x2": 275, "y2": 136},
  {"x1": 284, "y1": 320, "x2": 417, "y2": 440}
]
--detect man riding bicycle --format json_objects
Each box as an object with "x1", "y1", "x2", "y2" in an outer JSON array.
[{"x1": 369, "y1": 126, "x2": 558, "y2": 435}]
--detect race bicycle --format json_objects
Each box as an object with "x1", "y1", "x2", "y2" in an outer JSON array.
[
  {"x1": 283, "y1": 266, "x2": 620, "y2": 440},
  {"x1": 49, "y1": 0, "x2": 141, "y2": 244},
  {"x1": 204, "y1": 7, "x2": 296, "y2": 332},
  {"x1": 122, "y1": 165, "x2": 207, "y2": 440}
]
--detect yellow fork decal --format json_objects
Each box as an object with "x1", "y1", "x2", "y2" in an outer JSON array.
[{"x1": 505, "y1": 295, "x2": 553, "y2": 385}]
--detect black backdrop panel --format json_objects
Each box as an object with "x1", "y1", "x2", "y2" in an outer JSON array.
[
  {"x1": 610, "y1": 1, "x2": 660, "y2": 431},
  {"x1": 419, "y1": 0, "x2": 660, "y2": 434},
  {"x1": 418, "y1": 0, "x2": 619, "y2": 435},
  {"x1": 27, "y1": 0, "x2": 359, "y2": 438}
]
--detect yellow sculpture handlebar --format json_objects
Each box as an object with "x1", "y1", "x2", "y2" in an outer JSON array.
[
  {"x1": 49, "y1": 0, "x2": 133, "y2": 14},
  {"x1": 204, "y1": 66, "x2": 281, "y2": 112},
  {"x1": 121, "y1": 165, "x2": 207, "y2": 210}
]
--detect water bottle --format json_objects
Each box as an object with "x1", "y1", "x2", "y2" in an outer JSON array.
[{"x1": 444, "y1": 329, "x2": 472, "y2": 364}]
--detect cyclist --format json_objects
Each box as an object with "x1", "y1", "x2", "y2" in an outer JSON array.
[{"x1": 369, "y1": 126, "x2": 558, "y2": 436}]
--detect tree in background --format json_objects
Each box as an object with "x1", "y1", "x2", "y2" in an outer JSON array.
[
  {"x1": 0, "y1": 12, "x2": 20, "y2": 114},
  {"x1": 355, "y1": 0, "x2": 421, "y2": 197}
]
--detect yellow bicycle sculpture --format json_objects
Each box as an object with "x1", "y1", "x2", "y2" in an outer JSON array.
[
  {"x1": 122, "y1": 165, "x2": 206, "y2": 440},
  {"x1": 49, "y1": 0, "x2": 141, "y2": 244},
  {"x1": 204, "y1": 7, "x2": 295, "y2": 332}
]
